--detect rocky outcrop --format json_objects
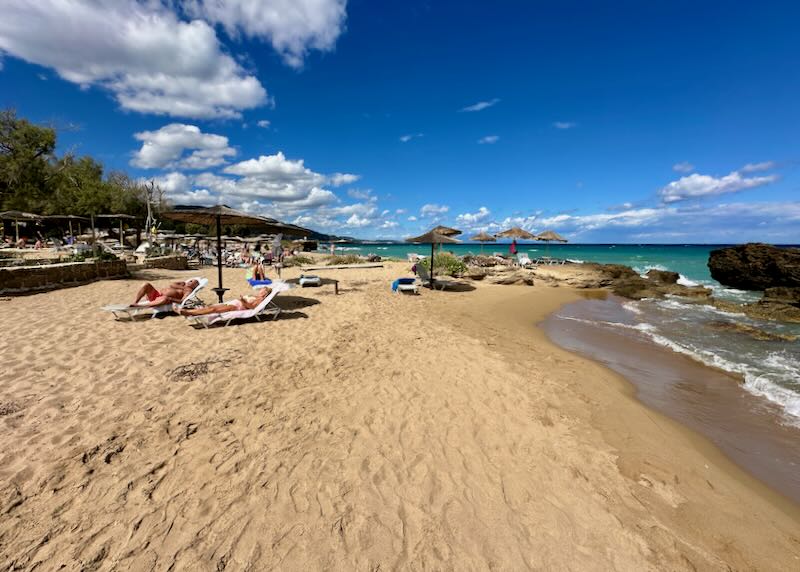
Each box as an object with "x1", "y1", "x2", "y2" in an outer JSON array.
[
  {"x1": 645, "y1": 269, "x2": 679, "y2": 284},
  {"x1": 491, "y1": 271, "x2": 535, "y2": 286},
  {"x1": 712, "y1": 299, "x2": 800, "y2": 324},
  {"x1": 763, "y1": 287, "x2": 800, "y2": 307},
  {"x1": 708, "y1": 243, "x2": 800, "y2": 290},
  {"x1": 707, "y1": 320, "x2": 797, "y2": 342}
]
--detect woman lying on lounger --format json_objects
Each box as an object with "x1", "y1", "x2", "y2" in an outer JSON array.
[{"x1": 175, "y1": 287, "x2": 272, "y2": 316}]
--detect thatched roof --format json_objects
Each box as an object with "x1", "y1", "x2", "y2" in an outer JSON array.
[
  {"x1": 405, "y1": 230, "x2": 461, "y2": 244},
  {"x1": 430, "y1": 225, "x2": 462, "y2": 237},
  {"x1": 470, "y1": 231, "x2": 496, "y2": 242},
  {"x1": 536, "y1": 230, "x2": 568, "y2": 242},
  {"x1": 495, "y1": 226, "x2": 537, "y2": 239}
]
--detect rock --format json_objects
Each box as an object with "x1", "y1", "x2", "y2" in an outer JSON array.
[
  {"x1": 491, "y1": 271, "x2": 534, "y2": 286},
  {"x1": 708, "y1": 243, "x2": 800, "y2": 290},
  {"x1": 707, "y1": 320, "x2": 797, "y2": 342},
  {"x1": 712, "y1": 298, "x2": 800, "y2": 324},
  {"x1": 466, "y1": 267, "x2": 487, "y2": 280},
  {"x1": 763, "y1": 287, "x2": 800, "y2": 307},
  {"x1": 463, "y1": 254, "x2": 499, "y2": 267},
  {"x1": 645, "y1": 269, "x2": 679, "y2": 284},
  {"x1": 366, "y1": 254, "x2": 382, "y2": 262}
]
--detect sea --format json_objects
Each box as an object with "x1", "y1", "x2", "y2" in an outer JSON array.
[{"x1": 338, "y1": 242, "x2": 800, "y2": 427}]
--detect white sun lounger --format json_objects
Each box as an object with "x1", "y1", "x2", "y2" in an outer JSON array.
[
  {"x1": 186, "y1": 281, "x2": 291, "y2": 328},
  {"x1": 102, "y1": 277, "x2": 208, "y2": 320},
  {"x1": 517, "y1": 253, "x2": 536, "y2": 268}
]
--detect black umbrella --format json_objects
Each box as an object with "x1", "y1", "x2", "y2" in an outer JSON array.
[
  {"x1": 405, "y1": 228, "x2": 461, "y2": 287},
  {"x1": 163, "y1": 205, "x2": 308, "y2": 302}
]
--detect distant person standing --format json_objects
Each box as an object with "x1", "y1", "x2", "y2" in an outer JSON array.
[
  {"x1": 330, "y1": 242, "x2": 336, "y2": 255},
  {"x1": 509, "y1": 239, "x2": 518, "y2": 255}
]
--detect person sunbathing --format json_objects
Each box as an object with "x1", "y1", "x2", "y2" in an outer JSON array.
[
  {"x1": 176, "y1": 287, "x2": 271, "y2": 316},
  {"x1": 132, "y1": 279, "x2": 200, "y2": 307}
]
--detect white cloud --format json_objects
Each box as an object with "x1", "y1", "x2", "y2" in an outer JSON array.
[
  {"x1": 186, "y1": 0, "x2": 348, "y2": 69},
  {"x1": 380, "y1": 220, "x2": 399, "y2": 229},
  {"x1": 553, "y1": 121, "x2": 577, "y2": 129},
  {"x1": 741, "y1": 161, "x2": 775, "y2": 173},
  {"x1": 407, "y1": 215, "x2": 417, "y2": 221},
  {"x1": 460, "y1": 98, "x2": 500, "y2": 112},
  {"x1": 456, "y1": 206, "x2": 491, "y2": 227},
  {"x1": 420, "y1": 204, "x2": 449, "y2": 217},
  {"x1": 400, "y1": 133, "x2": 423, "y2": 142},
  {"x1": 659, "y1": 168, "x2": 778, "y2": 203},
  {"x1": 396, "y1": 208, "x2": 407, "y2": 215},
  {"x1": 224, "y1": 151, "x2": 325, "y2": 187},
  {"x1": 257, "y1": 119, "x2": 271, "y2": 128},
  {"x1": 347, "y1": 188, "x2": 372, "y2": 200},
  {"x1": 330, "y1": 173, "x2": 360, "y2": 186},
  {"x1": 149, "y1": 171, "x2": 191, "y2": 194},
  {"x1": 345, "y1": 213, "x2": 372, "y2": 227},
  {"x1": 478, "y1": 135, "x2": 499, "y2": 144},
  {"x1": 131, "y1": 123, "x2": 235, "y2": 169},
  {"x1": 0, "y1": 1, "x2": 268, "y2": 118},
  {"x1": 672, "y1": 161, "x2": 695, "y2": 173}
]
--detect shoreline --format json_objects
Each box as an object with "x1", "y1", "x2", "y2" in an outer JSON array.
[
  {"x1": 431, "y1": 284, "x2": 800, "y2": 519},
  {"x1": 541, "y1": 294, "x2": 800, "y2": 505},
  {"x1": 1, "y1": 263, "x2": 799, "y2": 569}
]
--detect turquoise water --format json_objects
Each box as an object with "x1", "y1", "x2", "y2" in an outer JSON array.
[{"x1": 335, "y1": 243, "x2": 733, "y2": 286}]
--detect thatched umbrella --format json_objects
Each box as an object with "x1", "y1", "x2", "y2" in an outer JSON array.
[
  {"x1": 536, "y1": 230, "x2": 568, "y2": 258},
  {"x1": 163, "y1": 205, "x2": 304, "y2": 302},
  {"x1": 470, "y1": 230, "x2": 496, "y2": 253},
  {"x1": 405, "y1": 228, "x2": 461, "y2": 286},
  {"x1": 0, "y1": 211, "x2": 41, "y2": 243},
  {"x1": 495, "y1": 226, "x2": 537, "y2": 240},
  {"x1": 431, "y1": 225, "x2": 462, "y2": 237}
]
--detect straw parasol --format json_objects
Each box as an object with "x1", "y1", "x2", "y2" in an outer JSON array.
[
  {"x1": 431, "y1": 225, "x2": 462, "y2": 237},
  {"x1": 405, "y1": 228, "x2": 461, "y2": 286},
  {"x1": 470, "y1": 230, "x2": 496, "y2": 253},
  {"x1": 495, "y1": 226, "x2": 537, "y2": 240},
  {"x1": 163, "y1": 205, "x2": 302, "y2": 302},
  {"x1": 536, "y1": 230, "x2": 568, "y2": 258},
  {"x1": 0, "y1": 211, "x2": 41, "y2": 243}
]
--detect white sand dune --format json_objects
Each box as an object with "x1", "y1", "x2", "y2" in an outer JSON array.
[{"x1": 1, "y1": 263, "x2": 798, "y2": 570}]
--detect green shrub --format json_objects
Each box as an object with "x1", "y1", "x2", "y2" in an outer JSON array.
[
  {"x1": 325, "y1": 254, "x2": 363, "y2": 265},
  {"x1": 418, "y1": 253, "x2": 467, "y2": 277},
  {"x1": 282, "y1": 255, "x2": 315, "y2": 267}
]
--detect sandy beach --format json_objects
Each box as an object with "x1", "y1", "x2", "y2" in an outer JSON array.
[{"x1": 1, "y1": 261, "x2": 799, "y2": 571}]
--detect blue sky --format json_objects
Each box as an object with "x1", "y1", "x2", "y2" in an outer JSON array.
[{"x1": 1, "y1": 0, "x2": 798, "y2": 242}]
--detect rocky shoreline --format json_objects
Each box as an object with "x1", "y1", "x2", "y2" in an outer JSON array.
[{"x1": 455, "y1": 246, "x2": 800, "y2": 324}]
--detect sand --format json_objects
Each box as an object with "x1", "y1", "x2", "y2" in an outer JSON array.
[{"x1": 1, "y1": 261, "x2": 798, "y2": 571}]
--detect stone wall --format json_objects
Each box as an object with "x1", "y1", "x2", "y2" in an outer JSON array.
[
  {"x1": 130, "y1": 255, "x2": 188, "y2": 271},
  {"x1": 0, "y1": 260, "x2": 129, "y2": 295}
]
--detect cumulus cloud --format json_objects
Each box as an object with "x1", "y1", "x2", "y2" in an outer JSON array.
[
  {"x1": 478, "y1": 135, "x2": 499, "y2": 144},
  {"x1": 131, "y1": 123, "x2": 236, "y2": 169},
  {"x1": 455, "y1": 207, "x2": 491, "y2": 227},
  {"x1": 408, "y1": 215, "x2": 417, "y2": 221},
  {"x1": 672, "y1": 161, "x2": 695, "y2": 173},
  {"x1": 329, "y1": 173, "x2": 360, "y2": 186},
  {"x1": 658, "y1": 168, "x2": 778, "y2": 203},
  {"x1": 256, "y1": 119, "x2": 271, "y2": 128},
  {"x1": 553, "y1": 121, "x2": 577, "y2": 129},
  {"x1": 420, "y1": 204, "x2": 449, "y2": 217},
  {"x1": 460, "y1": 98, "x2": 500, "y2": 112},
  {"x1": 0, "y1": 1, "x2": 270, "y2": 118},
  {"x1": 186, "y1": 0, "x2": 348, "y2": 69},
  {"x1": 345, "y1": 213, "x2": 372, "y2": 227}
]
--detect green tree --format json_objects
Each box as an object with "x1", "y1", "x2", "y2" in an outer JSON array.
[{"x1": 0, "y1": 109, "x2": 57, "y2": 211}]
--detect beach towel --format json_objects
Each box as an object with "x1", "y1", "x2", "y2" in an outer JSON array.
[{"x1": 247, "y1": 278, "x2": 273, "y2": 287}]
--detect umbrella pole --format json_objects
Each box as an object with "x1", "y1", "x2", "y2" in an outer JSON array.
[
  {"x1": 214, "y1": 213, "x2": 226, "y2": 303},
  {"x1": 15, "y1": 219, "x2": 19, "y2": 243},
  {"x1": 69, "y1": 220, "x2": 73, "y2": 238},
  {"x1": 119, "y1": 220, "x2": 123, "y2": 247},
  {"x1": 430, "y1": 242, "x2": 435, "y2": 287}
]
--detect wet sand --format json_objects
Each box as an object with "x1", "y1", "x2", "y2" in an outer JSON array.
[
  {"x1": 1, "y1": 262, "x2": 799, "y2": 570},
  {"x1": 542, "y1": 295, "x2": 800, "y2": 504}
]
